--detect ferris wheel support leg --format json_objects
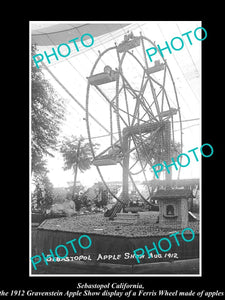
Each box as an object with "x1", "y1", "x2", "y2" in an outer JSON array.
[
  {"x1": 164, "y1": 121, "x2": 172, "y2": 182},
  {"x1": 122, "y1": 133, "x2": 130, "y2": 210}
]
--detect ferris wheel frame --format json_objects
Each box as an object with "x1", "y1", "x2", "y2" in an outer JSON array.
[{"x1": 86, "y1": 32, "x2": 183, "y2": 204}]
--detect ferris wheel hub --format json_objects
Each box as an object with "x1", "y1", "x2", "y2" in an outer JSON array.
[{"x1": 123, "y1": 121, "x2": 166, "y2": 136}]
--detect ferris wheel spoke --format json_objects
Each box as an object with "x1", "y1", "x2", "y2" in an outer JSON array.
[
  {"x1": 120, "y1": 73, "x2": 157, "y2": 123},
  {"x1": 129, "y1": 157, "x2": 139, "y2": 171},
  {"x1": 128, "y1": 153, "x2": 148, "y2": 175},
  {"x1": 136, "y1": 126, "x2": 164, "y2": 164},
  {"x1": 147, "y1": 77, "x2": 162, "y2": 120},
  {"x1": 156, "y1": 87, "x2": 163, "y2": 98},
  {"x1": 132, "y1": 80, "x2": 155, "y2": 124},
  {"x1": 147, "y1": 73, "x2": 168, "y2": 114},
  {"x1": 133, "y1": 73, "x2": 160, "y2": 122},
  {"x1": 148, "y1": 72, "x2": 165, "y2": 89},
  {"x1": 161, "y1": 66, "x2": 167, "y2": 111},
  {"x1": 139, "y1": 95, "x2": 158, "y2": 122},
  {"x1": 125, "y1": 50, "x2": 156, "y2": 124},
  {"x1": 129, "y1": 135, "x2": 151, "y2": 195},
  {"x1": 110, "y1": 85, "x2": 124, "y2": 105},
  {"x1": 139, "y1": 35, "x2": 165, "y2": 125},
  {"x1": 121, "y1": 77, "x2": 131, "y2": 126},
  {"x1": 131, "y1": 71, "x2": 148, "y2": 126},
  {"x1": 94, "y1": 139, "x2": 120, "y2": 159},
  {"x1": 126, "y1": 127, "x2": 161, "y2": 158},
  {"x1": 94, "y1": 84, "x2": 122, "y2": 108},
  {"x1": 94, "y1": 84, "x2": 129, "y2": 129},
  {"x1": 140, "y1": 32, "x2": 150, "y2": 70},
  {"x1": 117, "y1": 51, "x2": 159, "y2": 124}
]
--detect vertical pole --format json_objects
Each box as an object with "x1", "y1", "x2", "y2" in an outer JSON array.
[
  {"x1": 122, "y1": 130, "x2": 130, "y2": 209},
  {"x1": 72, "y1": 139, "x2": 81, "y2": 198},
  {"x1": 164, "y1": 121, "x2": 172, "y2": 182}
]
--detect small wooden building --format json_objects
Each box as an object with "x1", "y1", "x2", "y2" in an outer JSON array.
[{"x1": 151, "y1": 189, "x2": 193, "y2": 229}]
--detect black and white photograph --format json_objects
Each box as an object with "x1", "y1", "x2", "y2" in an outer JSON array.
[
  {"x1": 30, "y1": 21, "x2": 202, "y2": 277},
  {"x1": 1, "y1": 13, "x2": 225, "y2": 299}
]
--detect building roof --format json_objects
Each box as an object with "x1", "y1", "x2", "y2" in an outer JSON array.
[
  {"x1": 151, "y1": 189, "x2": 193, "y2": 200},
  {"x1": 144, "y1": 178, "x2": 199, "y2": 187}
]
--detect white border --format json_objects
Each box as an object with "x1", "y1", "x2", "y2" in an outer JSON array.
[{"x1": 29, "y1": 20, "x2": 202, "y2": 277}]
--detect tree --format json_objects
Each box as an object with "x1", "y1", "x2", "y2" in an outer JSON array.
[
  {"x1": 32, "y1": 173, "x2": 54, "y2": 213},
  {"x1": 31, "y1": 44, "x2": 65, "y2": 175},
  {"x1": 60, "y1": 136, "x2": 99, "y2": 197},
  {"x1": 31, "y1": 44, "x2": 65, "y2": 213}
]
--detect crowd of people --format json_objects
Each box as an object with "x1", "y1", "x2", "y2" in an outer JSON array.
[{"x1": 45, "y1": 186, "x2": 110, "y2": 218}]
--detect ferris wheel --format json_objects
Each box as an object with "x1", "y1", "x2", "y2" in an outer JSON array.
[{"x1": 86, "y1": 31, "x2": 183, "y2": 207}]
